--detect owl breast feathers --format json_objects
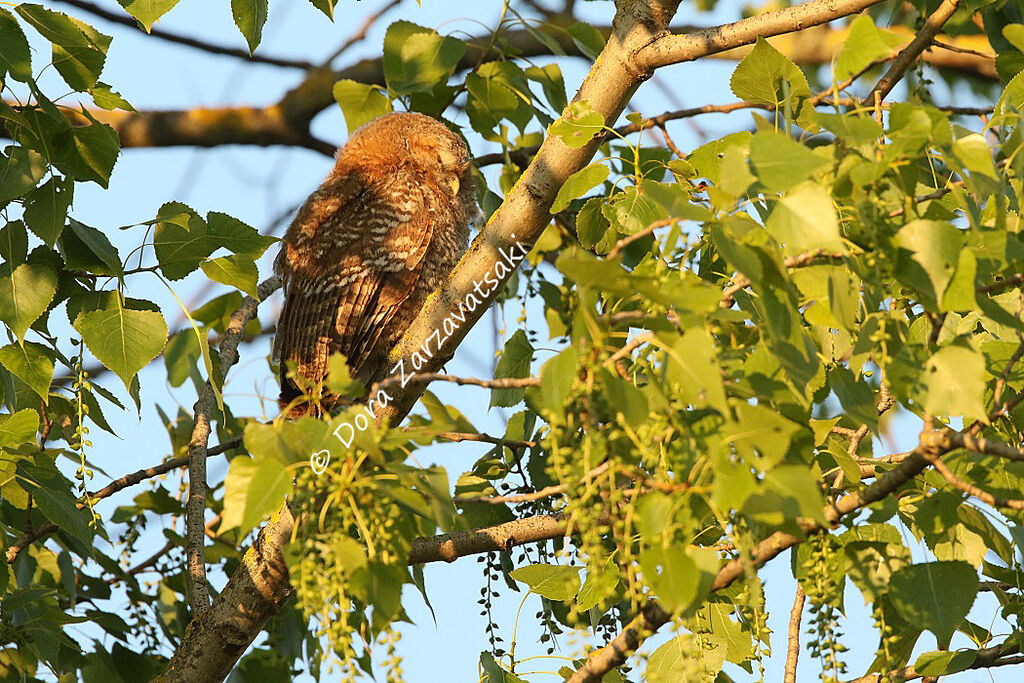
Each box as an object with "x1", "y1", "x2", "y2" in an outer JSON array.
[{"x1": 273, "y1": 112, "x2": 479, "y2": 415}]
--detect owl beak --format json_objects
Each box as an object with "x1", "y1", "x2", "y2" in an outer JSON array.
[{"x1": 449, "y1": 176, "x2": 460, "y2": 196}]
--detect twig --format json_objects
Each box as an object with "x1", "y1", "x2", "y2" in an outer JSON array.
[
  {"x1": 436, "y1": 432, "x2": 535, "y2": 449},
  {"x1": 607, "y1": 219, "x2": 675, "y2": 258},
  {"x1": 785, "y1": 585, "x2": 806, "y2": 683},
  {"x1": 456, "y1": 462, "x2": 612, "y2": 505},
  {"x1": 977, "y1": 273, "x2": 1024, "y2": 294},
  {"x1": 845, "y1": 643, "x2": 1023, "y2": 682},
  {"x1": 4, "y1": 435, "x2": 246, "y2": 564},
  {"x1": 185, "y1": 276, "x2": 281, "y2": 616},
  {"x1": 54, "y1": 0, "x2": 314, "y2": 69},
  {"x1": 319, "y1": 0, "x2": 401, "y2": 66},
  {"x1": 863, "y1": 0, "x2": 962, "y2": 106},
  {"x1": 720, "y1": 250, "x2": 841, "y2": 309},
  {"x1": 924, "y1": 448, "x2": 1024, "y2": 509},
  {"x1": 930, "y1": 39, "x2": 994, "y2": 59}
]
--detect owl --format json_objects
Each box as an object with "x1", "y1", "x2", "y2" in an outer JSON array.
[{"x1": 273, "y1": 112, "x2": 479, "y2": 415}]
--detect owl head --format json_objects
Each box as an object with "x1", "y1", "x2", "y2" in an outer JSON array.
[{"x1": 338, "y1": 112, "x2": 472, "y2": 181}]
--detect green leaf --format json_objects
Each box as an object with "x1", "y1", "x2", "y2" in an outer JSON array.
[
  {"x1": 0, "y1": 146, "x2": 46, "y2": 204},
  {"x1": 0, "y1": 342, "x2": 53, "y2": 402},
  {"x1": 231, "y1": 0, "x2": 268, "y2": 54},
  {"x1": 749, "y1": 131, "x2": 830, "y2": 192},
  {"x1": 333, "y1": 80, "x2": 392, "y2": 134},
  {"x1": 16, "y1": 5, "x2": 109, "y2": 91},
  {"x1": 0, "y1": 8, "x2": 32, "y2": 82},
  {"x1": 566, "y1": 22, "x2": 605, "y2": 60},
  {"x1": 307, "y1": 0, "x2": 336, "y2": 20},
  {"x1": 663, "y1": 328, "x2": 728, "y2": 414},
  {"x1": 952, "y1": 133, "x2": 997, "y2": 179},
  {"x1": 549, "y1": 100, "x2": 604, "y2": 149},
  {"x1": 53, "y1": 118, "x2": 120, "y2": 187},
  {"x1": 509, "y1": 563, "x2": 580, "y2": 601},
  {"x1": 153, "y1": 202, "x2": 214, "y2": 280},
  {"x1": 602, "y1": 183, "x2": 663, "y2": 235},
  {"x1": 201, "y1": 254, "x2": 258, "y2": 297},
  {"x1": 67, "y1": 219, "x2": 123, "y2": 276},
  {"x1": 888, "y1": 561, "x2": 978, "y2": 647},
  {"x1": 551, "y1": 163, "x2": 608, "y2": 214},
  {"x1": 575, "y1": 197, "x2": 612, "y2": 251},
  {"x1": 913, "y1": 650, "x2": 977, "y2": 676},
  {"x1": 532, "y1": 346, "x2": 577, "y2": 417},
  {"x1": 639, "y1": 546, "x2": 718, "y2": 615},
  {"x1": 525, "y1": 63, "x2": 567, "y2": 112},
  {"x1": 730, "y1": 37, "x2": 809, "y2": 108},
  {"x1": 491, "y1": 330, "x2": 533, "y2": 408},
  {"x1": 0, "y1": 251, "x2": 57, "y2": 342},
  {"x1": 23, "y1": 176, "x2": 72, "y2": 246},
  {"x1": 73, "y1": 295, "x2": 168, "y2": 390},
  {"x1": 835, "y1": 14, "x2": 904, "y2": 81},
  {"x1": 382, "y1": 21, "x2": 466, "y2": 95},
  {"x1": 465, "y1": 61, "x2": 533, "y2": 137},
  {"x1": 479, "y1": 651, "x2": 527, "y2": 683},
  {"x1": 765, "y1": 181, "x2": 844, "y2": 255},
  {"x1": 163, "y1": 330, "x2": 200, "y2": 388},
  {"x1": 221, "y1": 455, "x2": 293, "y2": 537},
  {"x1": 19, "y1": 460, "x2": 92, "y2": 549},
  {"x1": 0, "y1": 221, "x2": 27, "y2": 265},
  {"x1": 0, "y1": 408, "x2": 39, "y2": 448},
  {"x1": 576, "y1": 558, "x2": 619, "y2": 612},
  {"x1": 206, "y1": 211, "x2": 275, "y2": 259},
  {"x1": 89, "y1": 82, "x2": 134, "y2": 111},
  {"x1": 815, "y1": 111, "x2": 883, "y2": 146},
  {"x1": 923, "y1": 346, "x2": 987, "y2": 419},
  {"x1": 894, "y1": 220, "x2": 961, "y2": 309},
  {"x1": 116, "y1": 0, "x2": 181, "y2": 32}
]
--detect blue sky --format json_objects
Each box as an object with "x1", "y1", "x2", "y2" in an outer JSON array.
[{"x1": 8, "y1": 0, "x2": 1017, "y2": 680}]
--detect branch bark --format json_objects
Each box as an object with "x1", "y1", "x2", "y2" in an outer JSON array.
[{"x1": 185, "y1": 277, "x2": 280, "y2": 616}]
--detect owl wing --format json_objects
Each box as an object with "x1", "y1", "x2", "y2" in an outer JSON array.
[{"x1": 275, "y1": 171, "x2": 433, "y2": 390}]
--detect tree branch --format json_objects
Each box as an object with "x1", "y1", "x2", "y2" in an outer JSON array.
[
  {"x1": 3, "y1": 436, "x2": 244, "y2": 565},
  {"x1": 638, "y1": 0, "x2": 889, "y2": 70},
  {"x1": 863, "y1": 0, "x2": 962, "y2": 106},
  {"x1": 407, "y1": 513, "x2": 567, "y2": 565},
  {"x1": 785, "y1": 585, "x2": 806, "y2": 683},
  {"x1": 185, "y1": 276, "x2": 280, "y2": 616},
  {"x1": 54, "y1": 0, "x2": 314, "y2": 69},
  {"x1": 567, "y1": 427, "x2": 940, "y2": 682}
]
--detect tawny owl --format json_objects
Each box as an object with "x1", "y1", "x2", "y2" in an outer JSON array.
[{"x1": 273, "y1": 112, "x2": 478, "y2": 414}]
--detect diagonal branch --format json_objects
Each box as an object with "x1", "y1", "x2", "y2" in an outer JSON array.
[
  {"x1": 567, "y1": 429, "x2": 939, "y2": 682},
  {"x1": 862, "y1": 0, "x2": 962, "y2": 106}
]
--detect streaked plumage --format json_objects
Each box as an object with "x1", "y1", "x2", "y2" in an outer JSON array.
[{"x1": 274, "y1": 113, "x2": 478, "y2": 415}]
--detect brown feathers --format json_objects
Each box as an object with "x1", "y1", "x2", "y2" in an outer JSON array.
[{"x1": 274, "y1": 113, "x2": 478, "y2": 416}]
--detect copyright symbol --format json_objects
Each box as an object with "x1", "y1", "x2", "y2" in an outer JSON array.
[{"x1": 310, "y1": 449, "x2": 331, "y2": 475}]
